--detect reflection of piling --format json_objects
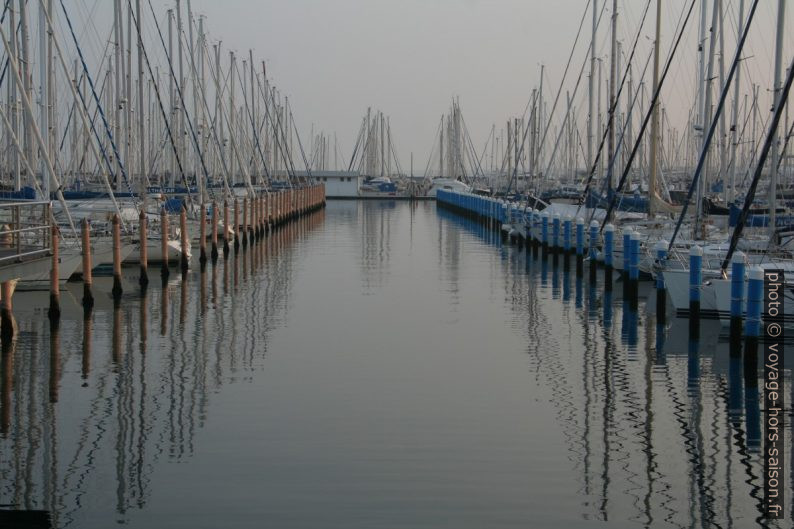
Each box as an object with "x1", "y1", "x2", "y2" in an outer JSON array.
[
  {"x1": 0, "y1": 281, "x2": 13, "y2": 341},
  {"x1": 744, "y1": 270, "x2": 762, "y2": 451},
  {"x1": 233, "y1": 199, "x2": 240, "y2": 252},
  {"x1": 603, "y1": 224, "x2": 614, "y2": 292},
  {"x1": 589, "y1": 221, "x2": 598, "y2": 280},
  {"x1": 654, "y1": 240, "x2": 667, "y2": 324},
  {"x1": 81, "y1": 218, "x2": 94, "y2": 310},
  {"x1": 112, "y1": 302, "x2": 122, "y2": 364},
  {"x1": 249, "y1": 194, "x2": 255, "y2": 244},
  {"x1": 730, "y1": 252, "x2": 746, "y2": 332},
  {"x1": 242, "y1": 197, "x2": 248, "y2": 249},
  {"x1": 48, "y1": 225, "x2": 60, "y2": 320},
  {"x1": 139, "y1": 210, "x2": 149, "y2": 286},
  {"x1": 199, "y1": 202, "x2": 207, "y2": 264},
  {"x1": 180, "y1": 207, "x2": 189, "y2": 273},
  {"x1": 1, "y1": 332, "x2": 12, "y2": 434},
  {"x1": 160, "y1": 208, "x2": 170, "y2": 279},
  {"x1": 112, "y1": 214, "x2": 123, "y2": 299},
  {"x1": 688, "y1": 246, "x2": 702, "y2": 335},
  {"x1": 210, "y1": 201, "x2": 219, "y2": 261},
  {"x1": 223, "y1": 200, "x2": 230, "y2": 258},
  {"x1": 626, "y1": 231, "x2": 640, "y2": 308},
  {"x1": 575, "y1": 218, "x2": 584, "y2": 275},
  {"x1": 82, "y1": 310, "x2": 92, "y2": 382},
  {"x1": 49, "y1": 319, "x2": 60, "y2": 403}
]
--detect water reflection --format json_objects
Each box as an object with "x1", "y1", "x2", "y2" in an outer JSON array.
[
  {"x1": 440, "y1": 208, "x2": 791, "y2": 528},
  {"x1": 0, "y1": 204, "x2": 791, "y2": 528},
  {"x1": 0, "y1": 211, "x2": 325, "y2": 527}
]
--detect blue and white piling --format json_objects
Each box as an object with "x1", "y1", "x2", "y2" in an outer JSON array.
[
  {"x1": 603, "y1": 224, "x2": 614, "y2": 290},
  {"x1": 628, "y1": 231, "x2": 640, "y2": 282},
  {"x1": 552, "y1": 214, "x2": 561, "y2": 252},
  {"x1": 688, "y1": 245, "x2": 703, "y2": 336},
  {"x1": 744, "y1": 266, "x2": 763, "y2": 451},
  {"x1": 730, "y1": 251, "x2": 746, "y2": 336},
  {"x1": 541, "y1": 211, "x2": 550, "y2": 249},
  {"x1": 622, "y1": 229, "x2": 632, "y2": 274},
  {"x1": 654, "y1": 240, "x2": 668, "y2": 322},
  {"x1": 575, "y1": 218, "x2": 584, "y2": 276},
  {"x1": 563, "y1": 217, "x2": 572, "y2": 254},
  {"x1": 589, "y1": 220, "x2": 599, "y2": 278}
]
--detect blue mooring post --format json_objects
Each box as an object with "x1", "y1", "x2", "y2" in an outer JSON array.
[
  {"x1": 589, "y1": 221, "x2": 599, "y2": 278},
  {"x1": 552, "y1": 214, "x2": 561, "y2": 252},
  {"x1": 629, "y1": 231, "x2": 640, "y2": 282},
  {"x1": 622, "y1": 229, "x2": 632, "y2": 273},
  {"x1": 745, "y1": 266, "x2": 763, "y2": 339},
  {"x1": 563, "y1": 217, "x2": 572, "y2": 253},
  {"x1": 604, "y1": 224, "x2": 614, "y2": 269},
  {"x1": 654, "y1": 240, "x2": 667, "y2": 290},
  {"x1": 730, "y1": 251, "x2": 746, "y2": 323},
  {"x1": 744, "y1": 266, "x2": 763, "y2": 452},
  {"x1": 689, "y1": 246, "x2": 703, "y2": 335},
  {"x1": 576, "y1": 218, "x2": 584, "y2": 257},
  {"x1": 654, "y1": 240, "x2": 668, "y2": 322},
  {"x1": 604, "y1": 224, "x2": 614, "y2": 290},
  {"x1": 541, "y1": 212, "x2": 549, "y2": 247}
]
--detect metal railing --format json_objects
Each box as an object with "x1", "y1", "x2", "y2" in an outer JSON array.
[{"x1": 0, "y1": 200, "x2": 52, "y2": 264}]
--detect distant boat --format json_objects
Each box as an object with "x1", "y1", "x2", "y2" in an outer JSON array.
[
  {"x1": 359, "y1": 176, "x2": 398, "y2": 197},
  {"x1": 426, "y1": 177, "x2": 470, "y2": 198}
]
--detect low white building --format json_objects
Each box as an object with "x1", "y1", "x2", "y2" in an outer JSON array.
[{"x1": 296, "y1": 171, "x2": 361, "y2": 198}]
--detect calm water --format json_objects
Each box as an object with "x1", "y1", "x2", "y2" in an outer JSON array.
[{"x1": 0, "y1": 200, "x2": 790, "y2": 528}]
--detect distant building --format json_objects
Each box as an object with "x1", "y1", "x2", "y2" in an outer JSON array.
[{"x1": 295, "y1": 171, "x2": 361, "y2": 198}]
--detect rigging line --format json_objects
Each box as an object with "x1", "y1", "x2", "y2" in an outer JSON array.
[
  {"x1": 255, "y1": 81, "x2": 298, "y2": 187},
  {"x1": 587, "y1": 46, "x2": 654, "y2": 225},
  {"x1": 143, "y1": 0, "x2": 211, "y2": 209},
  {"x1": 519, "y1": 0, "x2": 615, "y2": 198},
  {"x1": 575, "y1": 0, "x2": 679, "y2": 219},
  {"x1": 285, "y1": 100, "x2": 313, "y2": 184},
  {"x1": 720, "y1": 53, "x2": 794, "y2": 271},
  {"x1": 536, "y1": 0, "x2": 593, "y2": 169},
  {"x1": 347, "y1": 116, "x2": 366, "y2": 172},
  {"x1": 421, "y1": 117, "x2": 442, "y2": 181},
  {"x1": 183, "y1": 39, "x2": 234, "y2": 199},
  {"x1": 667, "y1": 0, "x2": 760, "y2": 250},
  {"x1": 132, "y1": 2, "x2": 192, "y2": 201},
  {"x1": 229, "y1": 57, "x2": 271, "y2": 185},
  {"x1": 460, "y1": 113, "x2": 487, "y2": 182},
  {"x1": 58, "y1": 0, "x2": 137, "y2": 203}
]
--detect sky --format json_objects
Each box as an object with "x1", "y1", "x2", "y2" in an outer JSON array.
[
  {"x1": 61, "y1": 0, "x2": 794, "y2": 175},
  {"x1": 185, "y1": 0, "x2": 581, "y2": 173}
]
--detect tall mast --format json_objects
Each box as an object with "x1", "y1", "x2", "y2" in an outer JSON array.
[
  {"x1": 136, "y1": 0, "x2": 146, "y2": 206},
  {"x1": 439, "y1": 114, "x2": 444, "y2": 178},
  {"x1": 606, "y1": 0, "x2": 617, "y2": 192},
  {"x1": 587, "y1": 0, "x2": 596, "y2": 173},
  {"x1": 536, "y1": 64, "x2": 544, "y2": 173},
  {"x1": 8, "y1": 5, "x2": 18, "y2": 191},
  {"x1": 768, "y1": 0, "x2": 785, "y2": 236},
  {"x1": 647, "y1": 0, "x2": 662, "y2": 217},
  {"x1": 113, "y1": 0, "x2": 123, "y2": 192},
  {"x1": 38, "y1": 0, "x2": 49, "y2": 197},
  {"x1": 167, "y1": 8, "x2": 175, "y2": 186},
  {"x1": 695, "y1": 0, "x2": 719, "y2": 238},
  {"x1": 18, "y1": 0, "x2": 33, "y2": 188},
  {"x1": 176, "y1": 0, "x2": 185, "y2": 179}
]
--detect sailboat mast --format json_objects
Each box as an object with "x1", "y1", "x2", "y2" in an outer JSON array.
[
  {"x1": 587, "y1": 0, "x2": 596, "y2": 173},
  {"x1": 136, "y1": 0, "x2": 146, "y2": 207},
  {"x1": 768, "y1": 0, "x2": 785, "y2": 236},
  {"x1": 606, "y1": 0, "x2": 617, "y2": 192},
  {"x1": 647, "y1": 0, "x2": 661, "y2": 217}
]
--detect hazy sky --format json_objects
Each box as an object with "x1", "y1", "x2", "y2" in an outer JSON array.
[
  {"x1": 185, "y1": 0, "x2": 582, "y2": 173},
  {"x1": 71, "y1": 0, "x2": 794, "y2": 174}
]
